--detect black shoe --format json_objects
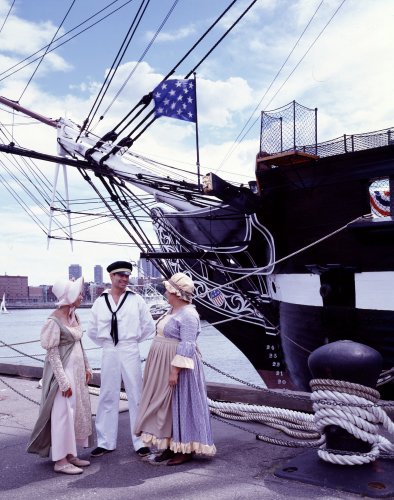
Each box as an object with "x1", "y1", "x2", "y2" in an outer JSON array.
[
  {"x1": 136, "y1": 446, "x2": 151, "y2": 457},
  {"x1": 91, "y1": 447, "x2": 113, "y2": 457},
  {"x1": 153, "y1": 448, "x2": 175, "y2": 463}
]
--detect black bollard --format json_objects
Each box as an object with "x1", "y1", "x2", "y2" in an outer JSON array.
[{"x1": 308, "y1": 340, "x2": 382, "y2": 453}]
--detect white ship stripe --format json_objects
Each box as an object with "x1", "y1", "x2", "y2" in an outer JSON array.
[
  {"x1": 267, "y1": 274, "x2": 323, "y2": 307},
  {"x1": 267, "y1": 272, "x2": 394, "y2": 311},
  {"x1": 355, "y1": 272, "x2": 394, "y2": 311}
]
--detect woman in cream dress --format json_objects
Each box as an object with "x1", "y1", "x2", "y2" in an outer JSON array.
[{"x1": 27, "y1": 277, "x2": 93, "y2": 474}]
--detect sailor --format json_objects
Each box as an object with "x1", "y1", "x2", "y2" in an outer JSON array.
[{"x1": 87, "y1": 260, "x2": 155, "y2": 458}]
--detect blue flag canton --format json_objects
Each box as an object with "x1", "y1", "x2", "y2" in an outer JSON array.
[{"x1": 153, "y1": 79, "x2": 196, "y2": 123}]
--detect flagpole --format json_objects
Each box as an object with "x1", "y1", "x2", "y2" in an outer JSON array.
[{"x1": 193, "y1": 72, "x2": 201, "y2": 190}]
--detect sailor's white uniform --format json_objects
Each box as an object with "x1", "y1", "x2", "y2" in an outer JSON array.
[{"x1": 87, "y1": 288, "x2": 155, "y2": 450}]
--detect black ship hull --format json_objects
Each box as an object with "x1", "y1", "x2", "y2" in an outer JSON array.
[
  {"x1": 279, "y1": 301, "x2": 394, "y2": 399},
  {"x1": 251, "y1": 130, "x2": 394, "y2": 396}
]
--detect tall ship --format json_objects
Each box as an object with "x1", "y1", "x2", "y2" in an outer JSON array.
[{"x1": 0, "y1": 1, "x2": 393, "y2": 397}]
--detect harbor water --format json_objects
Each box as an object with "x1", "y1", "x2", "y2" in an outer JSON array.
[{"x1": 0, "y1": 308, "x2": 264, "y2": 387}]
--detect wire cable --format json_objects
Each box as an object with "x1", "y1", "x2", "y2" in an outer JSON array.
[
  {"x1": 18, "y1": 1, "x2": 77, "y2": 102},
  {"x1": 216, "y1": 0, "x2": 347, "y2": 172}
]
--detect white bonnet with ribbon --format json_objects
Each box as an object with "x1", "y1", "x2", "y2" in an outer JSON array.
[{"x1": 52, "y1": 277, "x2": 84, "y2": 307}]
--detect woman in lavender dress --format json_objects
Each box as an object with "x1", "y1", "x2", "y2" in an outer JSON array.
[{"x1": 135, "y1": 272, "x2": 216, "y2": 465}]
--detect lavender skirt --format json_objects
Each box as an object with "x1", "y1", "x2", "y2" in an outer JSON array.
[{"x1": 135, "y1": 336, "x2": 216, "y2": 455}]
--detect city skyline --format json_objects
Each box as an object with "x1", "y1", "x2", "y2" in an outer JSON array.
[{"x1": 1, "y1": 257, "x2": 162, "y2": 287}]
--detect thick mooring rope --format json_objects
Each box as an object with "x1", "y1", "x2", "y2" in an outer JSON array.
[
  {"x1": 310, "y1": 378, "x2": 394, "y2": 465},
  {"x1": 207, "y1": 398, "x2": 323, "y2": 447},
  {"x1": 2, "y1": 338, "x2": 393, "y2": 465}
]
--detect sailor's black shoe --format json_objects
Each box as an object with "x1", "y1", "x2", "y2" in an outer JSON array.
[
  {"x1": 91, "y1": 447, "x2": 113, "y2": 457},
  {"x1": 136, "y1": 446, "x2": 151, "y2": 457}
]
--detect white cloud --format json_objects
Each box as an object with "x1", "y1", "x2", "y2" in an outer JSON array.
[
  {"x1": 146, "y1": 25, "x2": 197, "y2": 42},
  {"x1": 1, "y1": 0, "x2": 394, "y2": 285}
]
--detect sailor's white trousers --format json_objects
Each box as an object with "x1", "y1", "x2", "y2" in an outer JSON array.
[{"x1": 95, "y1": 340, "x2": 144, "y2": 451}]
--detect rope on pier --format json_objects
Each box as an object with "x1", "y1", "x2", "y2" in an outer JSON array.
[
  {"x1": 2, "y1": 337, "x2": 394, "y2": 461},
  {"x1": 207, "y1": 397, "x2": 323, "y2": 447},
  {"x1": 310, "y1": 378, "x2": 394, "y2": 465}
]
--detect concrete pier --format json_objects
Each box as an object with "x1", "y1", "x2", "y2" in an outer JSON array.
[{"x1": 0, "y1": 373, "x2": 375, "y2": 500}]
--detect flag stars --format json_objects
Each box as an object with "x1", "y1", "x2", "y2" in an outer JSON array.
[{"x1": 152, "y1": 78, "x2": 197, "y2": 123}]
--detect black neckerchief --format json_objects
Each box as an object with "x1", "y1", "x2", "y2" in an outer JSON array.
[{"x1": 102, "y1": 291, "x2": 131, "y2": 345}]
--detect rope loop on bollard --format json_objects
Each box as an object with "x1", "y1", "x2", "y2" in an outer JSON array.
[{"x1": 310, "y1": 378, "x2": 394, "y2": 465}]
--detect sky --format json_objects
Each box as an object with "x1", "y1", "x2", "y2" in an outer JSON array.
[{"x1": 0, "y1": 0, "x2": 393, "y2": 286}]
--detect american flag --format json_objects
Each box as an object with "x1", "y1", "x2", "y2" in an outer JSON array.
[
  {"x1": 209, "y1": 289, "x2": 225, "y2": 307},
  {"x1": 153, "y1": 79, "x2": 196, "y2": 123}
]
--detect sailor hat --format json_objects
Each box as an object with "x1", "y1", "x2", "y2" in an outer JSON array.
[
  {"x1": 107, "y1": 260, "x2": 133, "y2": 275},
  {"x1": 52, "y1": 276, "x2": 84, "y2": 307}
]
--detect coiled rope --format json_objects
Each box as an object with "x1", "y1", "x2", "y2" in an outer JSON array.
[{"x1": 310, "y1": 378, "x2": 394, "y2": 465}]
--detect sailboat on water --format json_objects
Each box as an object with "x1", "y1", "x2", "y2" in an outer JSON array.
[{"x1": 0, "y1": 293, "x2": 9, "y2": 314}]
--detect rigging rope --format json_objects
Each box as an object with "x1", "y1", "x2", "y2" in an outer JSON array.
[
  {"x1": 121, "y1": 0, "x2": 260, "y2": 148},
  {"x1": 0, "y1": 0, "x2": 15, "y2": 36},
  {"x1": 216, "y1": 0, "x2": 325, "y2": 172},
  {"x1": 94, "y1": 0, "x2": 248, "y2": 154},
  {"x1": 82, "y1": 0, "x2": 153, "y2": 135},
  {"x1": 0, "y1": 0, "x2": 135, "y2": 83},
  {"x1": 216, "y1": 0, "x2": 347, "y2": 172},
  {"x1": 87, "y1": 0, "x2": 181, "y2": 134},
  {"x1": 18, "y1": 0, "x2": 77, "y2": 102}
]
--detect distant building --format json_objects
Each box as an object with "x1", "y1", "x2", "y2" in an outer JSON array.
[
  {"x1": 69, "y1": 264, "x2": 82, "y2": 280},
  {"x1": 0, "y1": 275, "x2": 28, "y2": 302},
  {"x1": 42, "y1": 285, "x2": 56, "y2": 303},
  {"x1": 138, "y1": 258, "x2": 161, "y2": 279},
  {"x1": 28, "y1": 286, "x2": 44, "y2": 302},
  {"x1": 89, "y1": 282, "x2": 107, "y2": 302},
  {"x1": 94, "y1": 265, "x2": 103, "y2": 284},
  {"x1": 47, "y1": 286, "x2": 57, "y2": 303}
]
